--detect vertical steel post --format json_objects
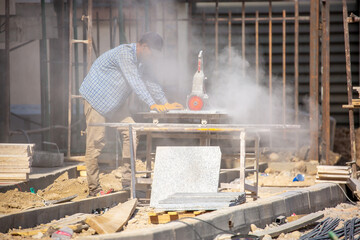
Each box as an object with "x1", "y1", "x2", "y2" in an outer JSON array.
[
  {"x1": 202, "y1": 11, "x2": 206, "y2": 51},
  {"x1": 228, "y1": 11, "x2": 232, "y2": 65},
  {"x1": 40, "y1": 0, "x2": 50, "y2": 144},
  {"x1": 96, "y1": 11, "x2": 100, "y2": 54},
  {"x1": 294, "y1": 0, "x2": 299, "y2": 126},
  {"x1": 162, "y1": 2, "x2": 166, "y2": 44},
  {"x1": 82, "y1": 0, "x2": 87, "y2": 78},
  {"x1": 309, "y1": 0, "x2": 320, "y2": 161},
  {"x1": 87, "y1": 0, "x2": 92, "y2": 72},
  {"x1": 269, "y1": 1, "x2": 273, "y2": 123},
  {"x1": 67, "y1": 0, "x2": 74, "y2": 157},
  {"x1": 118, "y1": 0, "x2": 127, "y2": 44},
  {"x1": 109, "y1": 6, "x2": 113, "y2": 49},
  {"x1": 0, "y1": 0, "x2": 10, "y2": 142},
  {"x1": 342, "y1": 0, "x2": 357, "y2": 175},
  {"x1": 282, "y1": 10, "x2": 286, "y2": 126},
  {"x1": 255, "y1": 11, "x2": 259, "y2": 85},
  {"x1": 145, "y1": 0, "x2": 150, "y2": 31},
  {"x1": 73, "y1": 0, "x2": 80, "y2": 134},
  {"x1": 321, "y1": 0, "x2": 330, "y2": 164},
  {"x1": 242, "y1": 1, "x2": 245, "y2": 77},
  {"x1": 215, "y1": 0, "x2": 219, "y2": 70}
]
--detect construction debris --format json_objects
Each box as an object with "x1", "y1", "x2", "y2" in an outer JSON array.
[
  {"x1": 252, "y1": 212, "x2": 324, "y2": 239},
  {"x1": 9, "y1": 213, "x2": 91, "y2": 237},
  {"x1": 148, "y1": 210, "x2": 208, "y2": 224},
  {"x1": 0, "y1": 143, "x2": 34, "y2": 182},
  {"x1": 85, "y1": 198, "x2": 137, "y2": 234},
  {"x1": 316, "y1": 165, "x2": 351, "y2": 184}
]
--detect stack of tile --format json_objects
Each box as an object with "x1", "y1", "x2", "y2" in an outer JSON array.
[
  {"x1": 0, "y1": 144, "x2": 35, "y2": 183},
  {"x1": 316, "y1": 165, "x2": 351, "y2": 184},
  {"x1": 155, "y1": 192, "x2": 246, "y2": 211}
]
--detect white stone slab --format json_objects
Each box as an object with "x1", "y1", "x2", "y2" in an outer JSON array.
[{"x1": 150, "y1": 146, "x2": 222, "y2": 208}]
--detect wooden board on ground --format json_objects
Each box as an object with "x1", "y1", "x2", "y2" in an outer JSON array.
[
  {"x1": 148, "y1": 210, "x2": 208, "y2": 224},
  {"x1": 85, "y1": 198, "x2": 137, "y2": 234},
  {"x1": 10, "y1": 213, "x2": 91, "y2": 237}
]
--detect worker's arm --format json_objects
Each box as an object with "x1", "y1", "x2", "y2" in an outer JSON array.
[
  {"x1": 144, "y1": 80, "x2": 168, "y2": 105},
  {"x1": 118, "y1": 54, "x2": 166, "y2": 112}
]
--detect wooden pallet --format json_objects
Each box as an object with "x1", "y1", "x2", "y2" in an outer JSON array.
[
  {"x1": 315, "y1": 165, "x2": 351, "y2": 184},
  {"x1": 148, "y1": 210, "x2": 209, "y2": 224}
]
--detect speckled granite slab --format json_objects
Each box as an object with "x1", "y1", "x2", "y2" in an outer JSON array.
[{"x1": 150, "y1": 146, "x2": 222, "y2": 208}]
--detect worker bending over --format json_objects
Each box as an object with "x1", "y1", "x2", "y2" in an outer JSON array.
[{"x1": 80, "y1": 32, "x2": 183, "y2": 197}]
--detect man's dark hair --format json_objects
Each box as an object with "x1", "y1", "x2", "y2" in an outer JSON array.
[{"x1": 139, "y1": 32, "x2": 163, "y2": 51}]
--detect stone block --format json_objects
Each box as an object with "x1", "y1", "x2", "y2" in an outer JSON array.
[{"x1": 150, "y1": 146, "x2": 222, "y2": 208}]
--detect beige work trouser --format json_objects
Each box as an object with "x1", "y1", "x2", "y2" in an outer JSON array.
[{"x1": 84, "y1": 100, "x2": 134, "y2": 193}]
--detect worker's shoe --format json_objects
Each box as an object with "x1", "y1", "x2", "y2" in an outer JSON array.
[
  {"x1": 87, "y1": 188, "x2": 104, "y2": 198},
  {"x1": 87, "y1": 188, "x2": 114, "y2": 198}
]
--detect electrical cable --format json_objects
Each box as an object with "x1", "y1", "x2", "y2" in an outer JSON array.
[{"x1": 336, "y1": 183, "x2": 358, "y2": 205}]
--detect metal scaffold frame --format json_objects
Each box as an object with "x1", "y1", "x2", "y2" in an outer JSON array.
[{"x1": 67, "y1": 0, "x2": 93, "y2": 157}]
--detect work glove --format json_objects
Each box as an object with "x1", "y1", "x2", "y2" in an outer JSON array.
[
  {"x1": 150, "y1": 104, "x2": 167, "y2": 112},
  {"x1": 165, "y1": 102, "x2": 184, "y2": 110}
]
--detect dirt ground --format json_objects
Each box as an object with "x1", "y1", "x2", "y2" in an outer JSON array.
[
  {"x1": 0, "y1": 144, "x2": 356, "y2": 239},
  {"x1": 0, "y1": 159, "x2": 149, "y2": 215}
]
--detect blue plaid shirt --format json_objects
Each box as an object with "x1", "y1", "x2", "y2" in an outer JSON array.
[{"x1": 79, "y1": 43, "x2": 167, "y2": 117}]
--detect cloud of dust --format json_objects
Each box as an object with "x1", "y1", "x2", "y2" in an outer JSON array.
[{"x1": 207, "y1": 47, "x2": 295, "y2": 125}]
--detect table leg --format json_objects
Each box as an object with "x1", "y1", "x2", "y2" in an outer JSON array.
[
  {"x1": 129, "y1": 125, "x2": 137, "y2": 199},
  {"x1": 239, "y1": 131, "x2": 246, "y2": 193}
]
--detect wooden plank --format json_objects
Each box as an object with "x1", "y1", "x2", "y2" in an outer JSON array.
[
  {"x1": 253, "y1": 212, "x2": 324, "y2": 238},
  {"x1": 0, "y1": 168, "x2": 31, "y2": 173},
  {"x1": 315, "y1": 179, "x2": 348, "y2": 184},
  {"x1": 0, "y1": 144, "x2": 35, "y2": 156},
  {"x1": 317, "y1": 169, "x2": 351, "y2": 175},
  {"x1": 317, "y1": 174, "x2": 350, "y2": 179},
  {"x1": 0, "y1": 156, "x2": 32, "y2": 161},
  {"x1": 76, "y1": 165, "x2": 86, "y2": 171},
  {"x1": 317, "y1": 165, "x2": 350, "y2": 170},
  {"x1": 0, "y1": 162, "x2": 31, "y2": 167},
  {"x1": 148, "y1": 210, "x2": 208, "y2": 224},
  {"x1": 0, "y1": 173, "x2": 28, "y2": 180},
  {"x1": 85, "y1": 198, "x2": 137, "y2": 234}
]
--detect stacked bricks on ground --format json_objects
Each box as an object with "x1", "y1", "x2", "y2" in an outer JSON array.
[{"x1": 0, "y1": 144, "x2": 34, "y2": 183}]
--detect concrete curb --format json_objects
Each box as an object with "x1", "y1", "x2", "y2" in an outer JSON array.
[
  {"x1": 0, "y1": 191, "x2": 130, "y2": 233},
  {"x1": 79, "y1": 183, "x2": 346, "y2": 240}
]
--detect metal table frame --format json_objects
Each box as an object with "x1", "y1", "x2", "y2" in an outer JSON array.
[{"x1": 91, "y1": 123, "x2": 300, "y2": 200}]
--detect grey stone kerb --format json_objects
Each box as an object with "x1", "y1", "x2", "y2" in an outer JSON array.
[{"x1": 79, "y1": 183, "x2": 346, "y2": 240}]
